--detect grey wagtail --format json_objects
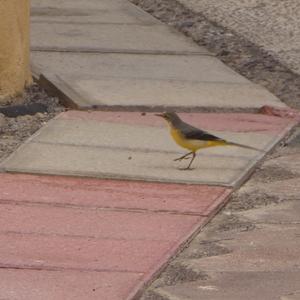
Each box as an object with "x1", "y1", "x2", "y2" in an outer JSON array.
[{"x1": 156, "y1": 112, "x2": 264, "y2": 170}]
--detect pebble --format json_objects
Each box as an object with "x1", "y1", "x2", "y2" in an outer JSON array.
[{"x1": 36, "y1": 112, "x2": 46, "y2": 118}]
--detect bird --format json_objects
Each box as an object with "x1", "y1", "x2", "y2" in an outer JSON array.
[{"x1": 155, "y1": 112, "x2": 264, "y2": 170}]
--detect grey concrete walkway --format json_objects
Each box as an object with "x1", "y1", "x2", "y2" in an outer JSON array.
[{"x1": 31, "y1": 0, "x2": 285, "y2": 111}]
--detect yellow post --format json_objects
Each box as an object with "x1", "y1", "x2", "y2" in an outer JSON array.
[{"x1": 0, "y1": 0, "x2": 32, "y2": 103}]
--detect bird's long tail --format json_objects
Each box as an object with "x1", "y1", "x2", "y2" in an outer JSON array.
[{"x1": 226, "y1": 141, "x2": 265, "y2": 152}]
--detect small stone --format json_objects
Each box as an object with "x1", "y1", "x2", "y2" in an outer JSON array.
[
  {"x1": 16, "y1": 115, "x2": 32, "y2": 122},
  {"x1": 35, "y1": 112, "x2": 45, "y2": 118},
  {"x1": 180, "y1": 21, "x2": 194, "y2": 28}
]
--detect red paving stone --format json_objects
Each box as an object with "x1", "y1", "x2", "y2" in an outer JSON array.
[
  {"x1": 0, "y1": 174, "x2": 231, "y2": 215},
  {"x1": 0, "y1": 269, "x2": 143, "y2": 300},
  {"x1": 60, "y1": 110, "x2": 294, "y2": 133},
  {"x1": 0, "y1": 173, "x2": 230, "y2": 299},
  {"x1": 0, "y1": 203, "x2": 204, "y2": 241},
  {"x1": 0, "y1": 233, "x2": 175, "y2": 273}
]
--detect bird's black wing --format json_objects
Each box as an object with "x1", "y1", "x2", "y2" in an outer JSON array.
[{"x1": 180, "y1": 122, "x2": 223, "y2": 141}]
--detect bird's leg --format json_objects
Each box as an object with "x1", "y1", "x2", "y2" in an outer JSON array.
[
  {"x1": 174, "y1": 151, "x2": 193, "y2": 161},
  {"x1": 183, "y1": 152, "x2": 196, "y2": 170}
]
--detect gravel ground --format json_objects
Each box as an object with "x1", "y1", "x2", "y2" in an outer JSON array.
[
  {"x1": 0, "y1": 83, "x2": 64, "y2": 162},
  {"x1": 130, "y1": 0, "x2": 300, "y2": 110}
]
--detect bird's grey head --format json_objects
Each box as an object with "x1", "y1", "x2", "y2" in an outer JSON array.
[{"x1": 155, "y1": 112, "x2": 182, "y2": 125}]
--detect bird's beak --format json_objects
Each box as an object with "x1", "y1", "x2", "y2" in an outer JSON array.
[{"x1": 155, "y1": 113, "x2": 164, "y2": 118}]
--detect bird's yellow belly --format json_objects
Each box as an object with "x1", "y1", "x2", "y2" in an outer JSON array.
[{"x1": 170, "y1": 129, "x2": 225, "y2": 152}]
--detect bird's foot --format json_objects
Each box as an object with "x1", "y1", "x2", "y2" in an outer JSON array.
[
  {"x1": 178, "y1": 167, "x2": 194, "y2": 171},
  {"x1": 174, "y1": 152, "x2": 193, "y2": 161},
  {"x1": 174, "y1": 156, "x2": 190, "y2": 161}
]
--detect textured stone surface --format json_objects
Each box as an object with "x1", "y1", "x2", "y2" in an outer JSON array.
[
  {"x1": 157, "y1": 271, "x2": 300, "y2": 300},
  {"x1": 188, "y1": 224, "x2": 300, "y2": 272},
  {"x1": 178, "y1": 0, "x2": 300, "y2": 75}
]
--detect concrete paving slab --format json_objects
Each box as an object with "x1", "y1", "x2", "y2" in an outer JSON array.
[
  {"x1": 31, "y1": 0, "x2": 142, "y2": 11},
  {"x1": 0, "y1": 174, "x2": 230, "y2": 215},
  {"x1": 1, "y1": 112, "x2": 294, "y2": 186},
  {"x1": 157, "y1": 271, "x2": 300, "y2": 300},
  {"x1": 31, "y1": 10, "x2": 155, "y2": 26},
  {"x1": 61, "y1": 111, "x2": 294, "y2": 133},
  {"x1": 239, "y1": 200, "x2": 300, "y2": 224},
  {"x1": 31, "y1": 0, "x2": 287, "y2": 110},
  {"x1": 32, "y1": 51, "x2": 286, "y2": 109},
  {"x1": 257, "y1": 178, "x2": 300, "y2": 200},
  {"x1": 0, "y1": 142, "x2": 258, "y2": 185},
  {"x1": 0, "y1": 269, "x2": 143, "y2": 300},
  {"x1": 69, "y1": 78, "x2": 284, "y2": 110},
  {"x1": 33, "y1": 52, "x2": 247, "y2": 83},
  {"x1": 188, "y1": 223, "x2": 300, "y2": 272},
  {"x1": 31, "y1": 0, "x2": 158, "y2": 25},
  {"x1": 31, "y1": 23, "x2": 206, "y2": 54}
]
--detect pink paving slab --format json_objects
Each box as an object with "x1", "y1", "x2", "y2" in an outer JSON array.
[
  {"x1": 0, "y1": 232, "x2": 175, "y2": 273},
  {"x1": 0, "y1": 173, "x2": 231, "y2": 215},
  {"x1": 0, "y1": 173, "x2": 230, "y2": 299},
  {"x1": 59, "y1": 110, "x2": 294, "y2": 133},
  {"x1": 0, "y1": 269, "x2": 143, "y2": 300},
  {"x1": 0, "y1": 203, "x2": 204, "y2": 241}
]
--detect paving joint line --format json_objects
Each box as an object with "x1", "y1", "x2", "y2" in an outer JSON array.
[
  {"x1": 0, "y1": 198, "x2": 207, "y2": 217},
  {"x1": 1, "y1": 169, "x2": 238, "y2": 187},
  {"x1": 31, "y1": 47, "x2": 212, "y2": 56},
  {"x1": 31, "y1": 20, "x2": 157, "y2": 26},
  {"x1": 0, "y1": 264, "x2": 144, "y2": 275},
  {"x1": 0, "y1": 230, "x2": 175, "y2": 243}
]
